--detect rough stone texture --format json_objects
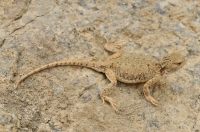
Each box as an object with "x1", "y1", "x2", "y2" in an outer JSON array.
[{"x1": 0, "y1": 0, "x2": 199, "y2": 131}]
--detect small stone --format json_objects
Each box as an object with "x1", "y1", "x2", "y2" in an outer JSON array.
[{"x1": 187, "y1": 43, "x2": 199, "y2": 56}]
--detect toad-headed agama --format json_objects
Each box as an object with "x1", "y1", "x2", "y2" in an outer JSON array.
[{"x1": 15, "y1": 39, "x2": 186, "y2": 111}]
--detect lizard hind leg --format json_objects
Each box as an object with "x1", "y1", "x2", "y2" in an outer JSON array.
[{"x1": 101, "y1": 68, "x2": 118, "y2": 111}]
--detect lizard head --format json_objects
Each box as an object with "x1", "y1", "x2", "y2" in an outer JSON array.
[{"x1": 160, "y1": 53, "x2": 186, "y2": 73}]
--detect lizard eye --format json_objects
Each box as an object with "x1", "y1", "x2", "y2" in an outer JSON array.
[{"x1": 177, "y1": 62, "x2": 182, "y2": 66}]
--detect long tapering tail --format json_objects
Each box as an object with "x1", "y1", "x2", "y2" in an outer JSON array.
[{"x1": 15, "y1": 60, "x2": 102, "y2": 88}]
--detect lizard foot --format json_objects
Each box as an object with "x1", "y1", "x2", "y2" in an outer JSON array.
[
  {"x1": 101, "y1": 96, "x2": 118, "y2": 112},
  {"x1": 145, "y1": 96, "x2": 159, "y2": 106},
  {"x1": 112, "y1": 41, "x2": 124, "y2": 49},
  {"x1": 104, "y1": 37, "x2": 127, "y2": 53}
]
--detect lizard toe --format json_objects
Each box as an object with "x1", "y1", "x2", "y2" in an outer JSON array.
[
  {"x1": 146, "y1": 96, "x2": 159, "y2": 106},
  {"x1": 102, "y1": 96, "x2": 118, "y2": 111},
  {"x1": 151, "y1": 99, "x2": 159, "y2": 106},
  {"x1": 101, "y1": 97, "x2": 105, "y2": 104}
]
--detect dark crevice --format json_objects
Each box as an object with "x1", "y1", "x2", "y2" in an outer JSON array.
[
  {"x1": 0, "y1": 3, "x2": 55, "y2": 48},
  {"x1": 10, "y1": 18, "x2": 35, "y2": 35},
  {"x1": 0, "y1": 39, "x2": 5, "y2": 47},
  {"x1": 6, "y1": 0, "x2": 32, "y2": 28},
  {"x1": 0, "y1": 0, "x2": 32, "y2": 48},
  {"x1": 10, "y1": 5, "x2": 56, "y2": 36}
]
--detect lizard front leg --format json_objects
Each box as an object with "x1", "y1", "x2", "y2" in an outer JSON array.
[
  {"x1": 101, "y1": 68, "x2": 118, "y2": 111},
  {"x1": 143, "y1": 74, "x2": 161, "y2": 106}
]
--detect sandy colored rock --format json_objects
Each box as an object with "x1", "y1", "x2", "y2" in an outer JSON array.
[{"x1": 0, "y1": 0, "x2": 199, "y2": 131}]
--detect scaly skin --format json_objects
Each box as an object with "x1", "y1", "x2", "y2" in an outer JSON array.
[{"x1": 15, "y1": 39, "x2": 186, "y2": 111}]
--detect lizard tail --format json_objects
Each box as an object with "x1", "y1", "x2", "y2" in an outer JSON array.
[{"x1": 15, "y1": 60, "x2": 102, "y2": 89}]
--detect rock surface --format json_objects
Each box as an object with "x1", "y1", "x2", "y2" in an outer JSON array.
[{"x1": 0, "y1": 0, "x2": 199, "y2": 131}]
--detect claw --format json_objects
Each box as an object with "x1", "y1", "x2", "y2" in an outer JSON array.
[
  {"x1": 113, "y1": 41, "x2": 125, "y2": 49},
  {"x1": 101, "y1": 97, "x2": 105, "y2": 104},
  {"x1": 114, "y1": 40, "x2": 127, "y2": 44},
  {"x1": 101, "y1": 96, "x2": 119, "y2": 112},
  {"x1": 146, "y1": 96, "x2": 159, "y2": 106}
]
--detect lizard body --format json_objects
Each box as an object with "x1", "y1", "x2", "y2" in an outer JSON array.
[
  {"x1": 109, "y1": 54, "x2": 158, "y2": 83},
  {"x1": 16, "y1": 39, "x2": 186, "y2": 111}
]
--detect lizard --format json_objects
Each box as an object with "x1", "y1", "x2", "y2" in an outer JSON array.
[{"x1": 15, "y1": 38, "x2": 186, "y2": 111}]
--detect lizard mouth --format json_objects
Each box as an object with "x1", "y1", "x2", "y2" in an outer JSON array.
[{"x1": 166, "y1": 64, "x2": 185, "y2": 73}]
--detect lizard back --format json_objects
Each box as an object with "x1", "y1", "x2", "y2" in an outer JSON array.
[{"x1": 110, "y1": 54, "x2": 158, "y2": 83}]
